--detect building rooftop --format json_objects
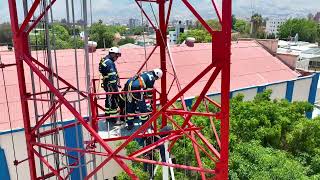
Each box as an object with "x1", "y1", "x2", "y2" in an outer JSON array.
[
  {"x1": 0, "y1": 40, "x2": 299, "y2": 131},
  {"x1": 277, "y1": 40, "x2": 320, "y2": 59}
]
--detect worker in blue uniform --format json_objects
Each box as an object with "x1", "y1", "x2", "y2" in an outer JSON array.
[
  {"x1": 124, "y1": 69, "x2": 163, "y2": 130},
  {"x1": 99, "y1": 47, "x2": 122, "y2": 124}
]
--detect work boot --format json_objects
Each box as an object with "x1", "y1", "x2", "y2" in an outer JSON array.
[
  {"x1": 115, "y1": 118, "x2": 123, "y2": 126},
  {"x1": 126, "y1": 124, "x2": 134, "y2": 131}
]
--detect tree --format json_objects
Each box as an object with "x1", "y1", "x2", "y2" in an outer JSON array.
[
  {"x1": 317, "y1": 26, "x2": 320, "y2": 46},
  {"x1": 89, "y1": 22, "x2": 115, "y2": 48},
  {"x1": 119, "y1": 90, "x2": 320, "y2": 179},
  {"x1": 178, "y1": 29, "x2": 211, "y2": 43},
  {"x1": 232, "y1": 14, "x2": 237, "y2": 30},
  {"x1": 278, "y1": 18, "x2": 319, "y2": 43},
  {"x1": 267, "y1": 33, "x2": 276, "y2": 39},
  {"x1": 194, "y1": 19, "x2": 221, "y2": 31},
  {"x1": 250, "y1": 13, "x2": 264, "y2": 38},
  {"x1": 234, "y1": 19, "x2": 250, "y2": 34},
  {"x1": 230, "y1": 141, "x2": 308, "y2": 180},
  {"x1": 177, "y1": 19, "x2": 221, "y2": 43},
  {"x1": 125, "y1": 26, "x2": 145, "y2": 35},
  {"x1": 29, "y1": 23, "x2": 82, "y2": 50},
  {"x1": 0, "y1": 23, "x2": 12, "y2": 45},
  {"x1": 118, "y1": 37, "x2": 135, "y2": 46},
  {"x1": 308, "y1": 13, "x2": 314, "y2": 21}
]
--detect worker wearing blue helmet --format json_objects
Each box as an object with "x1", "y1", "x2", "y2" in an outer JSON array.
[{"x1": 124, "y1": 69, "x2": 163, "y2": 130}]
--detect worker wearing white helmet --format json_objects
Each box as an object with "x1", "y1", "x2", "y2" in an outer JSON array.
[
  {"x1": 99, "y1": 47, "x2": 122, "y2": 125},
  {"x1": 123, "y1": 69, "x2": 163, "y2": 130}
]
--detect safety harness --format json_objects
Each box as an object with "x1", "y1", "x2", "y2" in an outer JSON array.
[{"x1": 127, "y1": 74, "x2": 146, "y2": 102}]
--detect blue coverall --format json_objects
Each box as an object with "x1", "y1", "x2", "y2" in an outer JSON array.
[
  {"x1": 99, "y1": 55, "x2": 120, "y2": 120},
  {"x1": 124, "y1": 71, "x2": 156, "y2": 126}
]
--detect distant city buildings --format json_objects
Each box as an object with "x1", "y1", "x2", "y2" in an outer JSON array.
[
  {"x1": 169, "y1": 20, "x2": 189, "y2": 44},
  {"x1": 169, "y1": 31, "x2": 177, "y2": 44},
  {"x1": 277, "y1": 40, "x2": 320, "y2": 71},
  {"x1": 266, "y1": 17, "x2": 287, "y2": 36},
  {"x1": 185, "y1": 19, "x2": 193, "y2": 28},
  {"x1": 314, "y1": 12, "x2": 320, "y2": 23},
  {"x1": 128, "y1": 18, "x2": 140, "y2": 28}
]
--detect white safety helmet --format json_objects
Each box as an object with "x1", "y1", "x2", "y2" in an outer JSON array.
[
  {"x1": 109, "y1": 47, "x2": 121, "y2": 56},
  {"x1": 153, "y1": 68, "x2": 163, "y2": 79}
]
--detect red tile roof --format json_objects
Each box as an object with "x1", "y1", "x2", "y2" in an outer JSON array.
[{"x1": 0, "y1": 41, "x2": 299, "y2": 131}]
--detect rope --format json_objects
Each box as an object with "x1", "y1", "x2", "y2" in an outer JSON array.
[
  {"x1": 139, "y1": 1, "x2": 148, "y2": 71},
  {"x1": 41, "y1": 0, "x2": 62, "y2": 175},
  {"x1": 48, "y1": 0, "x2": 69, "y2": 177},
  {"x1": 29, "y1": 0, "x2": 48, "y2": 176},
  {"x1": 0, "y1": 56, "x2": 19, "y2": 180},
  {"x1": 82, "y1": 0, "x2": 97, "y2": 178},
  {"x1": 89, "y1": 0, "x2": 95, "y2": 79}
]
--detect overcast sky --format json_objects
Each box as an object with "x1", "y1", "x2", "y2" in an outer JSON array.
[{"x1": 0, "y1": 0, "x2": 319, "y2": 24}]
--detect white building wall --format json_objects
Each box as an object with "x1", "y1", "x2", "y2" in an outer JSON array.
[
  {"x1": 292, "y1": 78, "x2": 312, "y2": 101},
  {"x1": 233, "y1": 88, "x2": 257, "y2": 101},
  {"x1": 169, "y1": 31, "x2": 177, "y2": 45},
  {"x1": 266, "y1": 18, "x2": 286, "y2": 35},
  {"x1": 266, "y1": 83, "x2": 287, "y2": 99},
  {"x1": 0, "y1": 126, "x2": 66, "y2": 180}
]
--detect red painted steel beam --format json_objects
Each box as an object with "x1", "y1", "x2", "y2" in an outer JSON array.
[
  {"x1": 191, "y1": 131, "x2": 206, "y2": 180},
  {"x1": 23, "y1": 55, "x2": 136, "y2": 179},
  {"x1": 181, "y1": 0, "x2": 214, "y2": 34},
  {"x1": 33, "y1": 148, "x2": 64, "y2": 179},
  {"x1": 166, "y1": 109, "x2": 219, "y2": 118},
  {"x1": 26, "y1": 0, "x2": 58, "y2": 34},
  {"x1": 168, "y1": 66, "x2": 222, "y2": 151},
  {"x1": 211, "y1": 0, "x2": 222, "y2": 25},
  {"x1": 136, "y1": 0, "x2": 157, "y2": 2},
  {"x1": 88, "y1": 63, "x2": 215, "y2": 176},
  {"x1": 31, "y1": 101, "x2": 63, "y2": 134},
  {"x1": 84, "y1": 127, "x2": 200, "y2": 144},
  {"x1": 36, "y1": 159, "x2": 79, "y2": 180},
  {"x1": 31, "y1": 86, "x2": 70, "y2": 134},
  {"x1": 135, "y1": 0, "x2": 157, "y2": 31},
  {"x1": 215, "y1": 0, "x2": 232, "y2": 178},
  {"x1": 8, "y1": 0, "x2": 37, "y2": 178},
  {"x1": 165, "y1": 114, "x2": 218, "y2": 162},
  {"x1": 204, "y1": 99, "x2": 221, "y2": 148},
  {"x1": 116, "y1": 155, "x2": 216, "y2": 174},
  {"x1": 165, "y1": 0, "x2": 173, "y2": 30},
  {"x1": 27, "y1": 87, "x2": 70, "y2": 97},
  {"x1": 92, "y1": 88, "x2": 154, "y2": 95},
  {"x1": 152, "y1": 89, "x2": 158, "y2": 132},
  {"x1": 193, "y1": 128, "x2": 220, "y2": 159},
  {"x1": 167, "y1": 76, "x2": 177, "y2": 97},
  {"x1": 137, "y1": 45, "x2": 158, "y2": 74},
  {"x1": 38, "y1": 144, "x2": 78, "y2": 160},
  {"x1": 37, "y1": 121, "x2": 81, "y2": 137},
  {"x1": 205, "y1": 95, "x2": 222, "y2": 109},
  {"x1": 29, "y1": 55, "x2": 87, "y2": 98},
  {"x1": 129, "y1": 134, "x2": 181, "y2": 157},
  {"x1": 89, "y1": 94, "x2": 99, "y2": 131},
  {"x1": 35, "y1": 142, "x2": 105, "y2": 156},
  {"x1": 18, "y1": 0, "x2": 40, "y2": 35},
  {"x1": 159, "y1": 0, "x2": 168, "y2": 127},
  {"x1": 27, "y1": 98, "x2": 56, "y2": 102}
]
